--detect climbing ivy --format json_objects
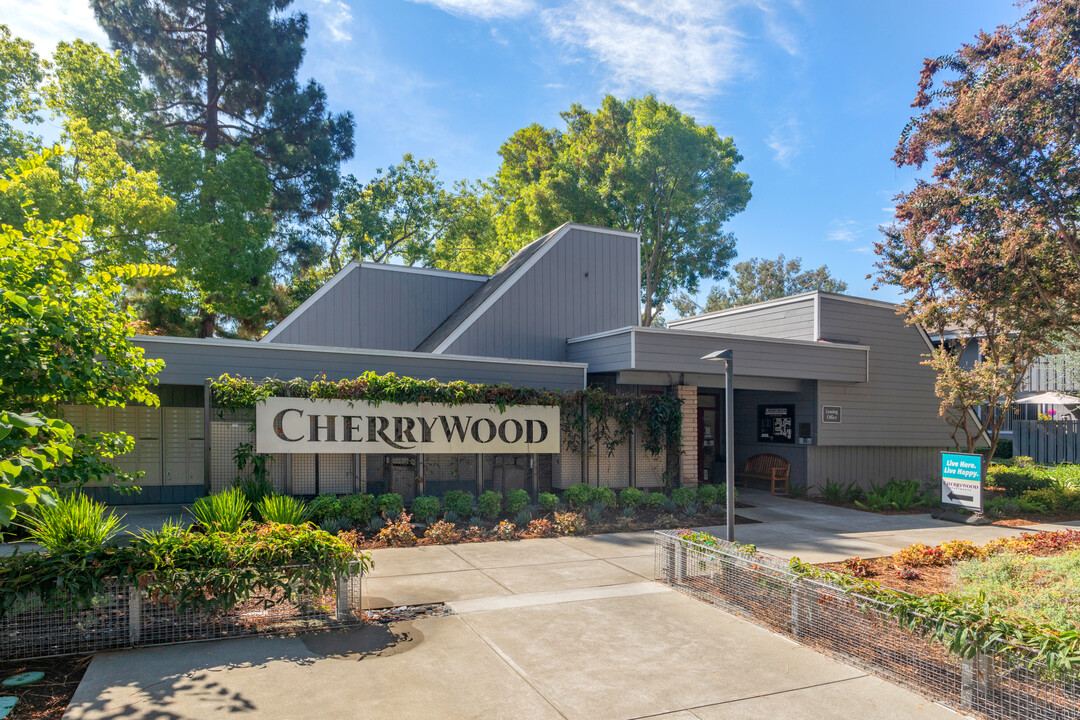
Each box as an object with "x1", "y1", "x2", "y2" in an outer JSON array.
[{"x1": 210, "y1": 373, "x2": 682, "y2": 457}]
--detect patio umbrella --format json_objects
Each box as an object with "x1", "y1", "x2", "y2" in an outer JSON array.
[{"x1": 1014, "y1": 391, "x2": 1080, "y2": 405}]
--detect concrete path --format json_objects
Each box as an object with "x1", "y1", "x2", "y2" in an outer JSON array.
[
  {"x1": 64, "y1": 492, "x2": 1047, "y2": 720},
  {"x1": 65, "y1": 493, "x2": 1080, "y2": 719}
]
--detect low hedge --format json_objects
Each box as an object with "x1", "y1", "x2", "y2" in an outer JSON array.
[{"x1": 0, "y1": 521, "x2": 370, "y2": 618}]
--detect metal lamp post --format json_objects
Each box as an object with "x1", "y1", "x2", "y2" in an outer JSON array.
[{"x1": 701, "y1": 349, "x2": 735, "y2": 541}]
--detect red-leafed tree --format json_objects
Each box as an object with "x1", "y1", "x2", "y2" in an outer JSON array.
[{"x1": 876, "y1": 0, "x2": 1080, "y2": 455}]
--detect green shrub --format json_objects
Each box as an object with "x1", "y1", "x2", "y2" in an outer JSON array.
[
  {"x1": 590, "y1": 486, "x2": 617, "y2": 509},
  {"x1": 308, "y1": 494, "x2": 343, "y2": 524},
  {"x1": 855, "y1": 478, "x2": 920, "y2": 512},
  {"x1": 670, "y1": 487, "x2": 695, "y2": 506},
  {"x1": 987, "y1": 464, "x2": 1052, "y2": 497},
  {"x1": 695, "y1": 485, "x2": 719, "y2": 506},
  {"x1": 24, "y1": 494, "x2": 122, "y2": 552},
  {"x1": 822, "y1": 478, "x2": 862, "y2": 504},
  {"x1": 233, "y1": 476, "x2": 274, "y2": 519},
  {"x1": 340, "y1": 494, "x2": 375, "y2": 525},
  {"x1": 376, "y1": 493, "x2": 405, "y2": 518},
  {"x1": 506, "y1": 489, "x2": 530, "y2": 514},
  {"x1": 192, "y1": 488, "x2": 250, "y2": 533},
  {"x1": 538, "y1": 492, "x2": 559, "y2": 512},
  {"x1": 411, "y1": 496, "x2": 441, "y2": 523},
  {"x1": 477, "y1": 490, "x2": 502, "y2": 519},
  {"x1": 1021, "y1": 486, "x2": 1080, "y2": 512},
  {"x1": 319, "y1": 517, "x2": 350, "y2": 535},
  {"x1": 993, "y1": 439, "x2": 1013, "y2": 459},
  {"x1": 442, "y1": 490, "x2": 474, "y2": 517},
  {"x1": 645, "y1": 491, "x2": 667, "y2": 509},
  {"x1": 619, "y1": 488, "x2": 644, "y2": 508},
  {"x1": 256, "y1": 495, "x2": 309, "y2": 525},
  {"x1": 564, "y1": 483, "x2": 593, "y2": 509}
]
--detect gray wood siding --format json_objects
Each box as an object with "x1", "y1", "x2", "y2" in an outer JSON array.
[
  {"x1": 442, "y1": 227, "x2": 640, "y2": 361},
  {"x1": 806, "y1": 446, "x2": 944, "y2": 493},
  {"x1": 670, "y1": 297, "x2": 817, "y2": 340},
  {"x1": 270, "y1": 264, "x2": 363, "y2": 347},
  {"x1": 631, "y1": 329, "x2": 868, "y2": 382},
  {"x1": 135, "y1": 338, "x2": 586, "y2": 390},
  {"x1": 267, "y1": 265, "x2": 484, "y2": 351},
  {"x1": 565, "y1": 333, "x2": 632, "y2": 371},
  {"x1": 816, "y1": 297, "x2": 953, "y2": 446}
]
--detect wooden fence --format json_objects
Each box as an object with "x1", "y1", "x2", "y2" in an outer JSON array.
[{"x1": 1014, "y1": 420, "x2": 1080, "y2": 464}]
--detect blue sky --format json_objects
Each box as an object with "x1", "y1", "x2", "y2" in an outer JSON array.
[{"x1": 7, "y1": 0, "x2": 1024, "y2": 308}]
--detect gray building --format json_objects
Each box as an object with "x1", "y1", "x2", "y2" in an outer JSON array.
[{"x1": 72, "y1": 223, "x2": 955, "y2": 504}]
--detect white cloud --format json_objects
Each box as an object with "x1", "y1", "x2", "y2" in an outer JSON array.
[
  {"x1": 826, "y1": 218, "x2": 860, "y2": 243},
  {"x1": 756, "y1": 0, "x2": 799, "y2": 56},
  {"x1": 301, "y1": 0, "x2": 355, "y2": 43},
  {"x1": 406, "y1": 0, "x2": 535, "y2": 20},
  {"x1": 766, "y1": 115, "x2": 800, "y2": 167},
  {"x1": 541, "y1": 0, "x2": 745, "y2": 102},
  {"x1": 1, "y1": 0, "x2": 108, "y2": 54}
]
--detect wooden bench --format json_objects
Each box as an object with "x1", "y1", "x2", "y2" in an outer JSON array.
[{"x1": 735, "y1": 454, "x2": 791, "y2": 495}]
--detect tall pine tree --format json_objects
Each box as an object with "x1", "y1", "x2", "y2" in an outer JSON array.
[{"x1": 92, "y1": 0, "x2": 355, "y2": 336}]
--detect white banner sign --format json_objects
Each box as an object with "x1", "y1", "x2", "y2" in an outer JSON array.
[{"x1": 255, "y1": 397, "x2": 561, "y2": 454}]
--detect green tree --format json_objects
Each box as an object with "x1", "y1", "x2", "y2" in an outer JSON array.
[
  {"x1": 494, "y1": 95, "x2": 752, "y2": 325},
  {"x1": 875, "y1": 0, "x2": 1080, "y2": 454},
  {"x1": 1, "y1": 153, "x2": 173, "y2": 517},
  {"x1": 0, "y1": 25, "x2": 43, "y2": 161},
  {"x1": 703, "y1": 255, "x2": 848, "y2": 313},
  {"x1": 92, "y1": 0, "x2": 355, "y2": 219}
]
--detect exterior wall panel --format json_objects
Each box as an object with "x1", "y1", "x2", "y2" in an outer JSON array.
[
  {"x1": 671, "y1": 296, "x2": 817, "y2": 340},
  {"x1": 266, "y1": 264, "x2": 485, "y2": 351},
  {"x1": 816, "y1": 297, "x2": 953, "y2": 446},
  {"x1": 806, "y1": 446, "x2": 944, "y2": 493},
  {"x1": 443, "y1": 227, "x2": 640, "y2": 361}
]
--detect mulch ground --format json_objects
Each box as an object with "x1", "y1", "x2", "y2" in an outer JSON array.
[
  {"x1": 1, "y1": 656, "x2": 90, "y2": 720},
  {"x1": 816, "y1": 557, "x2": 958, "y2": 595},
  {"x1": 350, "y1": 508, "x2": 758, "y2": 550}
]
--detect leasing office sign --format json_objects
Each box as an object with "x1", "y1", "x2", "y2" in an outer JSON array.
[{"x1": 255, "y1": 397, "x2": 561, "y2": 454}]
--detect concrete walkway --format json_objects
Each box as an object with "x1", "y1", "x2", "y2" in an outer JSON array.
[{"x1": 63, "y1": 491, "x2": 1070, "y2": 720}]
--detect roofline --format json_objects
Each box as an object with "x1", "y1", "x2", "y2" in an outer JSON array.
[
  {"x1": 669, "y1": 291, "x2": 898, "y2": 327},
  {"x1": 567, "y1": 325, "x2": 870, "y2": 352},
  {"x1": 135, "y1": 335, "x2": 590, "y2": 372},
  {"x1": 431, "y1": 223, "x2": 640, "y2": 354},
  {"x1": 260, "y1": 261, "x2": 489, "y2": 344},
  {"x1": 357, "y1": 261, "x2": 488, "y2": 282},
  {"x1": 260, "y1": 262, "x2": 359, "y2": 343}
]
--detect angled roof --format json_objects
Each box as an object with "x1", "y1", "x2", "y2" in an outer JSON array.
[
  {"x1": 261, "y1": 261, "x2": 486, "y2": 344},
  {"x1": 414, "y1": 226, "x2": 564, "y2": 352}
]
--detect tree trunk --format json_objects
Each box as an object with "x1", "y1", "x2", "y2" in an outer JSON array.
[{"x1": 204, "y1": 0, "x2": 219, "y2": 152}]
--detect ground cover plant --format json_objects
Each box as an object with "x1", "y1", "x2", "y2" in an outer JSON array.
[
  {"x1": 814, "y1": 530, "x2": 1080, "y2": 661},
  {"x1": 322, "y1": 482, "x2": 748, "y2": 550},
  {"x1": 678, "y1": 528, "x2": 1080, "y2": 676},
  {"x1": 812, "y1": 477, "x2": 938, "y2": 513}
]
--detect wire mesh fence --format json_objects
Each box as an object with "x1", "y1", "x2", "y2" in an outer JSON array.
[
  {"x1": 654, "y1": 530, "x2": 1080, "y2": 720},
  {"x1": 0, "y1": 561, "x2": 364, "y2": 661}
]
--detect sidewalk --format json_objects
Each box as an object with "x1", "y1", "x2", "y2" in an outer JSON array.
[{"x1": 62, "y1": 493, "x2": 1042, "y2": 720}]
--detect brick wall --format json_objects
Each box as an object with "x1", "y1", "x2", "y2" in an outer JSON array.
[{"x1": 677, "y1": 385, "x2": 698, "y2": 488}]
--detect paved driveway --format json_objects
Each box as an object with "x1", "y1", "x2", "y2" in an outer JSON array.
[{"x1": 68, "y1": 493, "x2": 1078, "y2": 720}]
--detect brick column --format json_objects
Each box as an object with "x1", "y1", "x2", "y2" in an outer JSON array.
[{"x1": 676, "y1": 385, "x2": 698, "y2": 489}]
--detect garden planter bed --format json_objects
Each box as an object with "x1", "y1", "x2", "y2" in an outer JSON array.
[
  {"x1": 346, "y1": 506, "x2": 757, "y2": 550},
  {"x1": 0, "y1": 560, "x2": 365, "y2": 662},
  {"x1": 1, "y1": 655, "x2": 90, "y2": 720},
  {"x1": 655, "y1": 529, "x2": 1080, "y2": 720}
]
